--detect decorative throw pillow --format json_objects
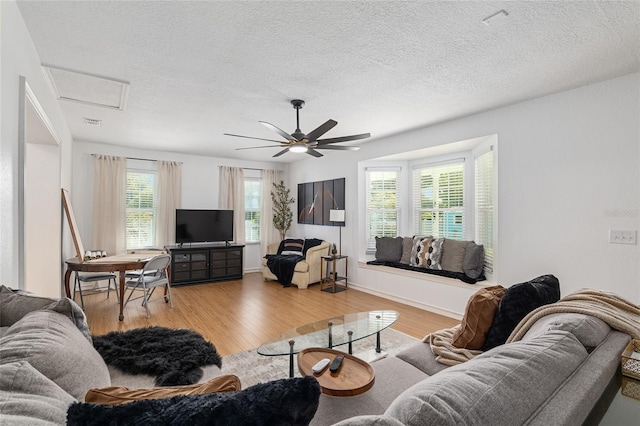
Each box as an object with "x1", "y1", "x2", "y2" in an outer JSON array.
[
  {"x1": 278, "y1": 238, "x2": 305, "y2": 256},
  {"x1": 302, "y1": 238, "x2": 323, "y2": 255},
  {"x1": 375, "y1": 237, "x2": 403, "y2": 262},
  {"x1": 399, "y1": 237, "x2": 413, "y2": 265},
  {"x1": 0, "y1": 361, "x2": 76, "y2": 424},
  {"x1": 0, "y1": 285, "x2": 90, "y2": 341},
  {"x1": 463, "y1": 242, "x2": 485, "y2": 279},
  {"x1": 0, "y1": 310, "x2": 110, "y2": 400},
  {"x1": 426, "y1": 238, "x2": 445, "y2": 270},
  {"x1": 85, "y1": 375, "x2": 242, "y2": 405},
  {"x1": 67, "y1": 376, "x2": 321, "y2": 426},
  {"x1": 410, "y1": 236, "x2": 432, "y2": 267},
  {"x1": 440, "y1": 239, "x2": 469, "y2": 273},
  {"x1": 451, "y1": 285, "x2": 506, "y2": 349},
  {"x1": 482, "y1": 274, "x2": 561, "y2": 351}
]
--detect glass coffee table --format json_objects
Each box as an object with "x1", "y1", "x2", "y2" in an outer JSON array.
[{"x1": 258, "y1": 310, "x2": 399, "y2": 377}]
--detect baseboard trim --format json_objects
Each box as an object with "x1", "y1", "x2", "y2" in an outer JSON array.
[{"x1": 348, "y1": 282, "x2": 463, "y2": 321}]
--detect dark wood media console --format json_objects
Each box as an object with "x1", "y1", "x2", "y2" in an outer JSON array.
[{"x1": 165, "y1": 244, "x2": 244, "y2": 285}]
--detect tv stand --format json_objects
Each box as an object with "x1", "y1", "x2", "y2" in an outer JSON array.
[{"x1": 165, "y1": 243, "x2": 244, "y2": 286}]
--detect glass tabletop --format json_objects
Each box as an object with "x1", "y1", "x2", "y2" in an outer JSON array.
[{"x1": 257, "y1": 310, "x2": 399, "y2": 356}]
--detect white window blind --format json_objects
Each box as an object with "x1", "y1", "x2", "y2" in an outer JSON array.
[
  {"x1": 126, "y1": 170, "x2": 157, "y2": 249},
  {"x1": 412, "y1": 161, "x2": 464, "y2": 239},
  {"x1": 244, "y1": 178, "x2": 262, "y2": 242},
  {"x1": 365, "y1": 169, "x2": 400, "y2": 251},
  {"x1": 475, "y1": 148, "x2": 494, "y2": 273}
]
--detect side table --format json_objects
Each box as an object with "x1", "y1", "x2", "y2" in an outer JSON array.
[
  {"x1": 321, "y1": 255, "x2": 348, "y2": 293},
  {"x1": 298, "y1": 348, "x2": 375, "y2": 396}
]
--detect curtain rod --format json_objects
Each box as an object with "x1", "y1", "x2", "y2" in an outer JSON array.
[{"x1": 91, "y1": 154, "x2": 182, "y2": 164}]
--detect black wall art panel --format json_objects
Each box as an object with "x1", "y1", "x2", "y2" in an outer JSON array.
[{"x1": 297, "y1": 178, "x2": 345, "y2": 226}]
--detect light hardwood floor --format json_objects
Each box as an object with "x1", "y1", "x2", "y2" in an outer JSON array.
[{"x1": 82, "y1": 272, "x2": 459, "y2": 356}]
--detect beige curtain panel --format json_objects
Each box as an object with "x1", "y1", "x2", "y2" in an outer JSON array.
[
  {"x1": 218, "y1": 166, "x2": 245, "y2": 244},
  {"x1": 92, "y1": 155, "x2": 127, "y2": 255},
  {"x1": 156, "y1": 161, "x2": 182, "y2": 247}
]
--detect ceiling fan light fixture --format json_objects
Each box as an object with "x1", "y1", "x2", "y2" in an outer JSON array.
[{"x1": 289, "y1": 143, "x2": 308, "y2": 153}]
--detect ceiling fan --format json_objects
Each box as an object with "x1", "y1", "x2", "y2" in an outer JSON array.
[{"x1": 224, "y1": 99, "x2": 371, "y2": 158}]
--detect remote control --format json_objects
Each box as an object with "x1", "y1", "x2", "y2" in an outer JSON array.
[
  {"x1": 329, "y1": 354, "x2": 344, "y2": 373},
  {"x1": 311, "y1": 358, "x2": 331, "y2": 374}
]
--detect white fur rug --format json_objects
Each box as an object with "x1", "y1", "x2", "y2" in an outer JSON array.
[{"x1": 220, "y1": 328, "x2": 419, "y2": 388}]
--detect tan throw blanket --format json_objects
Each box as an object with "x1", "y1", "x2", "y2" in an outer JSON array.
[
  {"x1": 507, "y1": 288, "x2": 640, "y2": 342},
  {"x1": 426, "y1": 288, "x2": 640, "y2": 366}
]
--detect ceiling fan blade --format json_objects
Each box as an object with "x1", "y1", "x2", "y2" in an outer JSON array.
[
  {"x1": 305, "y1": 119, "x2": 338, "y2": 143},
  {"x1": 314, "y1": 145, "x2": 360, "y2": 151},
  {"x1": 224, "y1": 133, "x2": 285, "y2": 144},
  {"x1": 316, "y1": 133, "x2": 371, "y2": 145},
  {"x1": 260, "y1": 121, "x2": 296, "y2": 141},
  {"x1": 235, "y1": 144, "x2": 287, "y2": 151},
  {"x1": 306, "y1": 148, "x2": 323, "y2": 158},
  {"x1": 273, "y1": 148, "x2": 290, "y2": 157}
]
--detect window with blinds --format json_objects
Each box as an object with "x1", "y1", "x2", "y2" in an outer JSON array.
[
  {"x1": 412, "y1": 161, "x2": 464, "y2": 239},
  {"x1": 126, "y1": 170, "x2": 157, "y2": 249},
  {"x1": 475, "y1": 148, "x2": 494, "y2": 273},
  {"x1": 244, "y1": 178, "x2": 262, "y2": 242},
  {"x1": 365, "y1": 169, "x2": 400, "y2": 251}
]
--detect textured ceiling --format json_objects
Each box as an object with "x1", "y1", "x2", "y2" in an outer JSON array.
[{"x1": 16, "y1": 1, "x2": 640, "y2": 163}]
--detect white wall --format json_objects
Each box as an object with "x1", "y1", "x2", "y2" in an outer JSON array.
[
  {"x1": 288, "y1": 73, "x2": 640, "y2": 314},
  {"x1": 72, "y1": 141, "x2": 285, "y2": 272},
  {"x1": 1, "y1": 0, "x2": 73, "y2": 294}
]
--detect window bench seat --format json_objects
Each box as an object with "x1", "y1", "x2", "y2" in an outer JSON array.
[
  {"x1": 356, "y1": 261, "x2": 493, "y2": 319},
  {"x1": 366, "y1": 260, "x2": 486, "y2": 284}
]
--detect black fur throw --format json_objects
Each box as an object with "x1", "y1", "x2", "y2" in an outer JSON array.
[
  {"x1": 93, "y1": 326, "x2": 222, "y2": 386},
  {"x1": 67, "y1": 376, "x2": 321, "y2": 426}
]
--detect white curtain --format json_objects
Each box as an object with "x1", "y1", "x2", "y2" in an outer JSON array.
[
  {"x1": 92, "y1": 155, "x2": 127, "y2": 255},
  {"x1": 156, "y1": 161, "x2": 182, "y2": 248},
  {"x1": 260, "y1": 169, "x2": 284, "y2": 256},
  {"x1": 219, "y1": 166, "x2": 245, "y2": 244}
]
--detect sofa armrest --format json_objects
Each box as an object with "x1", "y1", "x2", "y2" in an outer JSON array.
[
  {"x1": 305, "y1": 242, "x2": 330, "y2": 261},
  {"x1": 266, "y1": 242, "x2": 280, "y2": 255}
]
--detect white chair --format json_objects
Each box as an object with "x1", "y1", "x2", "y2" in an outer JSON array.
[
  {"x1": 73, "y1": 272, "x2": 119, "y2": 310},
  {"x1": 123, "y1": 254, "x2": 173, "y2": 318}
]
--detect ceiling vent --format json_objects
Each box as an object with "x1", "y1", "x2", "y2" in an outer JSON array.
[{"x1": 42, "y1": 65, "x2": 129, "y2": 111}]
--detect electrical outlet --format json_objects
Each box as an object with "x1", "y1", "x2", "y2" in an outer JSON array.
[{"x1": 609, "y1": 230, "x2": 637, "y2": 245}]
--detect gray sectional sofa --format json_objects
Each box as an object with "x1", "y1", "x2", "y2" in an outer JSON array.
[{"x1": 311, "y1": 312, "x2": 630, "y2": 425}]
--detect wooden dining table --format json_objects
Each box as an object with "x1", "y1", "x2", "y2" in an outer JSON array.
[{"x1": 64, "y1": 254, "x2": 151, "y2": 321}]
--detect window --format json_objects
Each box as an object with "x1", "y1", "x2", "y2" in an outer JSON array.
[
  {"x1": 412, "y1": 161, "x2": 464, "y2": 239},
  {"x1": 475, "y1": 148, "x2": 494, "y2": 273},
  {"x1": 244, "y1": 178, "x2": 261, "y2": 242},
  {"x1": 365, "y1": 168, "x2": 400, "y2": 251},
  {"x1": 126, "y1": 170, "x2": 157, "y2": 249}
]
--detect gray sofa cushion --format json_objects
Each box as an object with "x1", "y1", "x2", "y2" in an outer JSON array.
[
  {"x1": 0, "y1": 285, "x2": 91, "y2": 341},
  {"x1": 395, "y1": 342, "x2": 449, "y2": 376},
  {"x1": 399, "y1": 237, "x2": 413, "y2": 265},
  {"x1": 0, "y1": 310, "x2": 110, "y2": 400},
  {"x1": 311, "y1": 357, "x2": 428, "y2": 426},
  {"x1": 440, "y1": 239, "x2": 468, "y2": 273},
  {"x1": 375, "y1": 237, "x2": 403, "y2": 262},
  {"x1": 334, "y1": 415, "x2": 405, "y2": 426},
  {"x1": 385, "y1": 330, "x2": 588, "y2": 426},
  {"x1": 0, "y1": 361, "x2": 75, "y2": 425},
  {"x1": 463, "y1": 242, "x2": 485, "y2": 279},
  {"x1": 521, "y1": 312, "x2": 611, "y2": 350}
]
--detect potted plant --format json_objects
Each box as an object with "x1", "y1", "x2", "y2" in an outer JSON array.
[{"x1": 271, "y1": 180, "x2": 295, "y2": 241}]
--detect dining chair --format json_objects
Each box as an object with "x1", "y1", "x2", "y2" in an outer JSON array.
[
  {"x1": 123, "y1": 254, "x2": 173, "y2": 318},
  {"x1": 73, "y1": 272, "x2": 119, "y2": 310}
]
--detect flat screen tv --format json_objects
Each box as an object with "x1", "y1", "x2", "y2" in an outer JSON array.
[{"x1": 175, "y1": 209, "x2": 234, "y2": 244}]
